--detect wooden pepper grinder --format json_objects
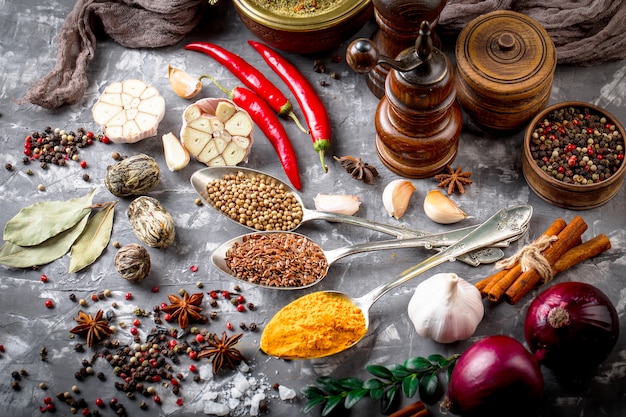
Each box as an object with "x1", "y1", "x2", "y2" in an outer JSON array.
[
  {"x1": 367, "y1": 0, "x2": 447, "y2": 98},
  {"x1": 347, "y1": 21, "x2": 462, "y2": 179}
]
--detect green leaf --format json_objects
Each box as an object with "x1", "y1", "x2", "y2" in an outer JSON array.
[
  {"x1": 366, "y1": 364, "x2": 394, "y2": 380},
  {"x1": 363, "y1": 378, "x2": 384, "y2": 390},
  {"x1": 321, "y1": 395, "x2": 343, "y2": 417},
  {"x1": 0, "y1": 213, "x2": 90, "y2": 268},
  {"x1": 301, "y1": 385, "x2": 326, "y2": 399},
  {"x1": 3, "y1": 188, "x2": 96, "y2": 247},
  {"x1": 68, "y1": 201, "x2": 116, "y2": 273},
  {"x1": 380, "y1": 385, "x2": 398, "y2": 414},
  {"x1": 303, "y1": 396, "x2": 326, "y2": 413},
  {"x1": 344, "y1": 389, "x2": 368, "y2": 409},
  {"x1": 339, "y1": 377, "x2": 365, "y2": 390},
  {"x1": 404, "y1": 356, "x2": 434, "y2": 372},
  {"x1": 427, "y1": 354, "x2": 448, "y2": 366},
  {"x1": 402, "y1": 373, "x2": 419, "y2": 398},
  {"x1": 316, "y1": 376, "x2": 345, "y2": 394},
  {"x1": 419, "y1": 372, "x2": 440, "y2": 399},
  {"x1": 369, "y1": 387, "x2": 384, "y2": 401},
  {"x1": 446, "y1": 362, "x2": 456, "y2": 381},
  {"x1": 389, "y1": 364, "x2": 411, "y2": 378}
]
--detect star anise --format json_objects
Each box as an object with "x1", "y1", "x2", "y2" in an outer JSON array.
[
  {"x1": 435, "y1": 165, "x2": 473, "y2": 195},
  {"x1": 70, "y1": 310, "x2": 112, "y2": 347},
  {"x1": 197, "y1": 332, "x2": 245, "y2": 375},
  {"x1": 161, "y1": 292, "x2": 204, "y2": 329},
  {"x1": 334, "y1": 155, "x2": 378, "y2": 184}
]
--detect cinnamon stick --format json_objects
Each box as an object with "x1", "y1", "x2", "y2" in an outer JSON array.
[
  {"x1": 477, "y1": 218, "x2": 567, "y2": 301},
  {"x1": 505, "y1": 216, "x2": 588, "y2": 304},
  {"x1": 553, "y1": 234, "x2": 611, "y2": 275},
  {"x1": 388, "y1": 401, "x2": 429, "y2": 417},
  {"x1": 475, "y1": 269, "x2": 507, "y2": 293}
]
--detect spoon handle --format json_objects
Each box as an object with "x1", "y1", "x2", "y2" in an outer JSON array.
[
  {"x1": 357, "y1": 205, "x2": 533, "y2": 309},
  {"x1": 323, "y1": 235, "x2": 504, "y2": 265}
]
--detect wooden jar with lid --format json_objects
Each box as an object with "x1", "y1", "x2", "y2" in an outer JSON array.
[{"x1": 455, "y1": 11, "x2": 556, "y2": 131}]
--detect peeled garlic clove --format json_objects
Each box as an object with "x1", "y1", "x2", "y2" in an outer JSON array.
[
  {"x1": 313, "y1": 194, "x2": 361, "y2": 215},
  {"x1": 168, "y1": 65, "x2": 202, "y2": 99},
  {"x1": 423, "y1": 189, "x2": 471, "y2": 224},
  {"x1": 162, "y1": 132, "x2": 190, "y2": 171},
  {"x1": 408, "y1": 272, "x2": 484, "y2": 343},
  {"x1": 382, "y1": 179, "x2": 416, "y2": 220}
]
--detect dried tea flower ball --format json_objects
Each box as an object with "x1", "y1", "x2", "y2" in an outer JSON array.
[{"x1": 115, "y1": 244, "x2": 151, "y2": 282}]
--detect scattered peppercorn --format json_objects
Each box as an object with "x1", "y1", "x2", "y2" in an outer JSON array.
[{"x1": 5, "y1": 163, "x2": 13, "y2": 170}]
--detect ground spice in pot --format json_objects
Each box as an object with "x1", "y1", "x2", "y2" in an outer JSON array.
[
  {"x1": 225, "y1": 232, "x2": 328, "y2": 288},
  {"x1": 529, "y1": 106, "x2": 624, "y2": 185},
  {"x1": 250, "y1": 0, "x2": 344, "y2": 17},
  {"x1": 260, "y1": 291, "x2": 367, "y2": 359}
]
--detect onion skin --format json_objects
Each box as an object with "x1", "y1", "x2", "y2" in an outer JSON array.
[
  {"x1": 444, "y1": 335, "x2": 544, "y2": 417},
  {"x1": 524, "y1": 281, "x2": 619, "y2": 378}
]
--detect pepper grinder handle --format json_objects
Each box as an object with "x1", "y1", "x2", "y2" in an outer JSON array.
[{"x1": 347, "y1": 21, "x2": 433, "y2": 75}]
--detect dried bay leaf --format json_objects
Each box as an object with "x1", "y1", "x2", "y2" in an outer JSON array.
[
  {"x1": 0, "y1": 213, "x2": 90, "y2": 268},
  {"x1": 69, "y1": 201, "x2": 117, "y2": 273},
  {"x1": 3, "y1": 188, "x2": 97, "y2": 247}
]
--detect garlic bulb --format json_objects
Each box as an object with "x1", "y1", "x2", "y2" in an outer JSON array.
[
  {"x1": 382, "y1": 179, "x2": 416, "y2": 220},
  {"x1": 407, "y1": 272, "x2": 484, "y2": 343},
  {"x1": 313, "y1": 194, "x2": 361, "y2": 215},
  {"x1": 423, "y1": 189, "x2": 471, "y2": 224}
]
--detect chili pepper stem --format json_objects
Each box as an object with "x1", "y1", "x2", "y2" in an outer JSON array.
[
  {"x1": 318, "y1": 148, "x2": 328, "y2": 173},
  {"x1": 287, "y1": 111, "x2": 309, "y2": 134}
]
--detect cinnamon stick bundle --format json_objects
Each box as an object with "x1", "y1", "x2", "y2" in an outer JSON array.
[
  {"x1": 505, "y1": 216, "x2": 588, "y2": 304},
  {"x1": 475, "y1": 218, "x2": 566, "y2": 301}
]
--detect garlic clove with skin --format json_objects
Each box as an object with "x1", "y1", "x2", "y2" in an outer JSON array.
[
  {"x1": 313, "y1": 194, "x2": 361, "y2": 216},
  {"x1": 167, "y1": 65, "x2": 203, "y2": 99},
  {"x1": 162, "y1": 132, "x2": 190, "y2": 171},
  {"x1": 382, "y1": 179, "x2": 416, "y2": 220},
  {"x1": 423, "y1": 189, "x2": 471, "y2": 224},
  {"x1": 407, "y1": 272, "x2": 484, "y2": 344}
]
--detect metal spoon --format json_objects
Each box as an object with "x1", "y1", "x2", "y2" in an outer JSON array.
[
  {"x1": 191, "y1": 166, "x2": 523, "y2": 266},
  {"x1": 260, "y1": 204, "x2": 533, "y2": 359},
  {"x1": 212, "y1": 231, "x2": 508, "y2": 290}
]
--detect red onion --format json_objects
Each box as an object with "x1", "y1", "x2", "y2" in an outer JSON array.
[
  {"x1": 524, "y1": 281, "x2": 619, "y2": 378},
  {"x1": 443, "y1": 335, "x2": 544, "y2": 417}
]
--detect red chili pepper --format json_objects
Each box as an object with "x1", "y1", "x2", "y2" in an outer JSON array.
[
  {"x1": 210, "y1": 76, "x2": 302, "y2": 190},
  {"x1": 184, "y1": 42, "x2": 307, "y2": 133},
  {"x1": 248, "y1": 40, "x2": 331, "y2": 173}
]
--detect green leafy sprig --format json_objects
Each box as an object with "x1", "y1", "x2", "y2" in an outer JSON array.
[{"x1": 301, "y1": 353, "x2": 460, "y2": 416}]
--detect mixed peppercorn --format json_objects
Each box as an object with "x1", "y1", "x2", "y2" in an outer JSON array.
[{"x1": 529, "y1": 106, "x2": 624, "y2": 184}]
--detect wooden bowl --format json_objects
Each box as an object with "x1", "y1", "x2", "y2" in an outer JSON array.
[
  {"x1": 522, "y1": 102, "x2": 626, "y2": 210},
  {"x1": 232, "y1": 0, "x2": 374, "y2": 53}
]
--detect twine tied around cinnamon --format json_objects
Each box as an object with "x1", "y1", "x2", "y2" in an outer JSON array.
[{"x1": 495, "y1": 234, "x2": 558, "y2": 284}]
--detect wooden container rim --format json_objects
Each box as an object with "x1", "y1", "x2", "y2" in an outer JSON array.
[{"x1": 232, "y1": 0, "x2": 371, "y2": 31}]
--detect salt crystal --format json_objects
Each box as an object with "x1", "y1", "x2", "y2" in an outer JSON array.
[
  {"x1": 228, "y1": 396, "x2": 240, "y2": 410},
  {"x1": 233, "y1": 372, "x2": 251, "y2": 392},
  {"x1": 249, "y1": 392, "x2": 266, "y2": 416},
  {"x1": 204, "y1": 400, "x2": 229, "y2": 416},
  {"x1": 278, "y1": 385, "x2": 296, "y2": 400},
  {"x1": 230, "y1": 386, "x2": 243, "y2": 399},
  {"x1": 238, "y1": 362, "x2": 250, "y2": 373}
]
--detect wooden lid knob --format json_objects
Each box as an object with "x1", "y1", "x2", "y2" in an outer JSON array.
[{"x1": 497, "y1": 32, "x2": 516, "y2": 51}]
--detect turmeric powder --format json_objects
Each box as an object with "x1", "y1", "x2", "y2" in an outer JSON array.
[{"x1": 260, "y1": 291, "x2": 367, "y2": 359}]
